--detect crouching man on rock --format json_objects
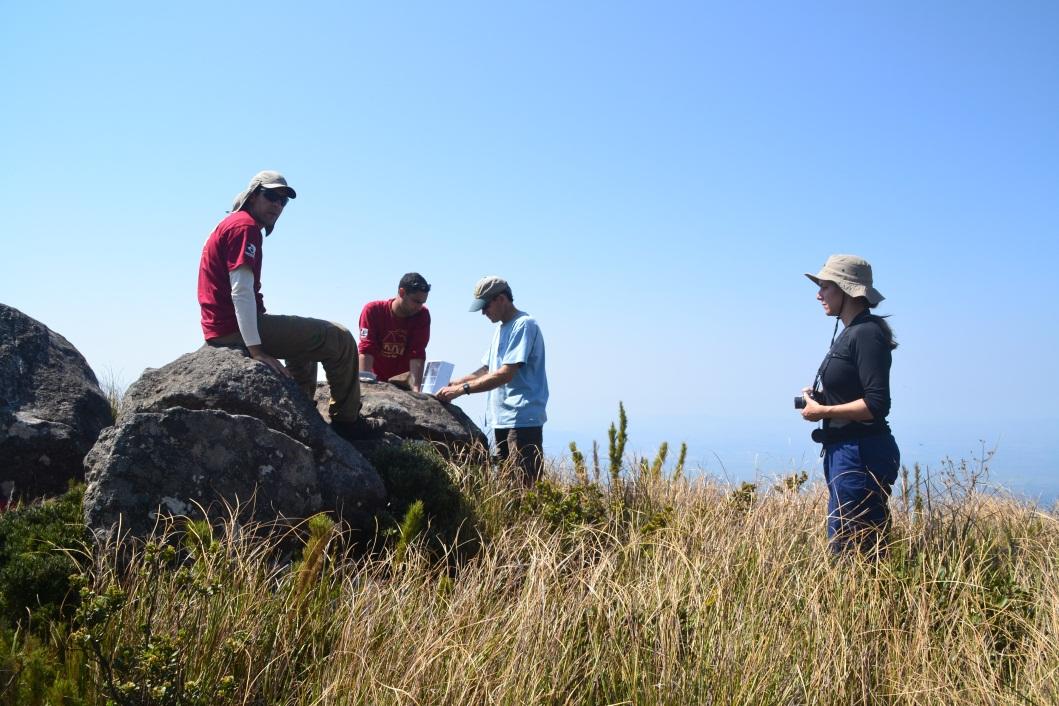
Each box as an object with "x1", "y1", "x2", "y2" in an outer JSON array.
[
  {"x1": 358, "y1": 272, "x2": 432, "y2": 391},
  {"x1": 197, "y1": 170, "x2": 366, "y2": 440}
]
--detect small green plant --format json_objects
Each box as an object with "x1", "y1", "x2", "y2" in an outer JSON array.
[
  {"x1": 569, "y1": 442, "x2": 588, "y2": 485},
  {"x1": 293, "y1": 513, "x2": 335, "y2": 604},
  {"x1": 393, "y1": 501, "x2": 426, "y2": 566},
  {"x1": 591, "y1": 440, "x2": 601, "y2": 483},
  {"x1": 672, "y1": 442, "x2": 687, "y2": 481},
  {"x1": 649, "y1": 441, "x2": 669, "y2": 481},
  {"x1": 726, "y1": 481, "x2": 758, "y2": 514},
  {"x1": 182, "y1": 519, "x2": 218, "y2": 561},
  {"x1": 607, "y1": 402, "x2": 628, "y2": 485},
  {"x1": 638, "y1": 504, "x2": 674, "y2": 535},
  {"x1": 773, "y1": 470, "x2": 808, "y2": 493}
]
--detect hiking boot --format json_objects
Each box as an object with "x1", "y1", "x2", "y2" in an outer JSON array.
[{"x1": 331, "y1": 417, "x2": 386, "y2": 442}]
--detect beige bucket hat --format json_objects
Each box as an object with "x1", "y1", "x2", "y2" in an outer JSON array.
[{"x1": 805, "y1": 254, "x2": 885, "y2": 307}]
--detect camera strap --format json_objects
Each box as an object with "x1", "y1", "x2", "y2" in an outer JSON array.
[
  {"x1": 812, "y1": 316, "x2": 843, "y2": 457},
  {"x1": 811, "y1": 315, "x2": 842, "y2": 395}
]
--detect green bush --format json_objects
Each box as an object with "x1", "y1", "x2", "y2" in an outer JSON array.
[
  {"x1": 0, "y1": 485, "x2": 90, "y2": 628},
  {"x1": 520, "y1": 477, "x2": 673, "y2": 539},
  {"x1": 369, "y1": 442, "x2": 479, "y2": 558},
  {"x1": 520, "y1": 479, "x2": 609, "y2": 533}
]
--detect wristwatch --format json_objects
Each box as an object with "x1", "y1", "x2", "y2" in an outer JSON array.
[{"x1": 462, "y1": 383, "x2": 471, "y2": 395}]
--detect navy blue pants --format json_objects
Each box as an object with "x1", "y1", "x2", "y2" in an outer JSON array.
[{"x1": 823, "y1": 434, "x2": 900, "y2": 553}]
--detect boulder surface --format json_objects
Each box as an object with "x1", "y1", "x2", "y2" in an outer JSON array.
[
  {"x1": 0, "y1": 303, "x2": 113, "y2": 502},
  {"x1": 84, "y1": 346, "x2": 385, "y2": 541},
  {"x1": 314, "y1": 380, "x2": 488, "y2": 454}
]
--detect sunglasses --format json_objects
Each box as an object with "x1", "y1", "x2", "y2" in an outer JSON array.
[{"x1": 259, "y1": 189, "x2": 290, "y2": 207}]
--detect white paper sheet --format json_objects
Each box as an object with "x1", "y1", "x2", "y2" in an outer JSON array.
[{"x1": 420, "y1": 360, "x2": 454, "y2": 395}]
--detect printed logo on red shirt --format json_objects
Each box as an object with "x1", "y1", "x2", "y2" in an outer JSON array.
[
  {"x1": 360, "y1": 327, "x2": 370, "y2": 339},
  {"x1": 245, "y1": 243, "x2": 257, "y2": 258},
  {"x1": 382, "y1": 330, "x2": 407, "y2": 358}
]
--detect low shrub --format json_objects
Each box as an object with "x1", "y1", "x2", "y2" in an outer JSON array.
[
  {"x1": 369, "y1": 442, "x2": 480, "y2": 559},
  {"x1": 520, "y1": 478, "x2": 608, "y2": 532},
  {"x1": 0, "y1": 485, "x2": 89, "y2": 628}
]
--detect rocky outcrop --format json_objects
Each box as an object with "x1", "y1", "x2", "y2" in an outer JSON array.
[
  {"x1": 0, "y1": 303, "x2": 113, "y2": 502},
  {"x1": 314, "y1": 380, "x2": 488, "y2": 455},
  {"x1": 83, "y1": 346, "x2": 385, "y2": 541},
  {"x1": 84, "y1": 409, "x2": 324, "y2": 531}
]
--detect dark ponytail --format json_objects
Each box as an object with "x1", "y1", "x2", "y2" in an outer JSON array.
[
  {"x1": 869, "y1": 314, "x2": 898, "y2": 350},
  {"x1": 853, "y1": 295, "x2": 897, "y2": 350}
]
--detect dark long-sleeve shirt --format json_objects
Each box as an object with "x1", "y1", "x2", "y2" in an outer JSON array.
[{"x1": 817, "y1": 310, "x2": 893, "y2": 441}]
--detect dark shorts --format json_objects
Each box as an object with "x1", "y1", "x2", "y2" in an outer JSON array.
[{"x1": 494, "y1": 426, "x2": 544, "y2": 485}]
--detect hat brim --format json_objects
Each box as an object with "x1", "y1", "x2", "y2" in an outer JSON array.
[
  {"x1": 260, "y1": 183, "x2": 297, "y2": 199},
  {"x1": 804, "y1": 272, "x2": 885, "y2": 306},
  {"x1": 231, "y1": 182, "x2": 297, "y2": 214},
  {"x1": 469, "y1": 298, "x2": 488, "y2": 312}
]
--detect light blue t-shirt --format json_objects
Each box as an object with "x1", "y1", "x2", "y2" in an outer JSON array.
[{"x1": 482, "y1": 311, "x2": 548, "y2": 429}]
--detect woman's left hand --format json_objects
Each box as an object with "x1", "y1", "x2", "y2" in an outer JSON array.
[{"x1": 800, "y1": 387, "x2": 829, "y2": 422}]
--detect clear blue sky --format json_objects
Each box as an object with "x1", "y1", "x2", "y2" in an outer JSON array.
[{"x1": 3, "y1": 2, "x2": 1057, "y2": 497}]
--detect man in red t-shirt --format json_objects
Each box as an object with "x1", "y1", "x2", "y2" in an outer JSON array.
[
  {"x1": 358, "y1": 273, "x2": 431, "y2": 392},
  {"x1": 197, "y1": 170, "x2": 366, "y2": 438}
]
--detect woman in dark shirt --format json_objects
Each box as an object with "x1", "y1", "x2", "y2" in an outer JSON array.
[{"x1": 798, "y1": 255, "x2": 900, "y2": 554}]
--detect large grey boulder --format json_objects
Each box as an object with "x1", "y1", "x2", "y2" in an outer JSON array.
[
  {"x1": 0, "y1": 303, "x2": 113, "y2": 502},
  {"x1": 84, "y1": 346, "x2": 385, "y2": 541},
  {"x1": 314, "y1": 380, "x2": 488, "y2": 454},
  {"x1": 84, "y1": 409, "x2": 323, "y2": 535}
]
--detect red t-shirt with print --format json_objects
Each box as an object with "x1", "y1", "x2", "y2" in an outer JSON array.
[
  {"x1": 197, "y1": 211, "x2": 265, "y2": 339},
  {"x1": 358, "y1": 299, "x2": 431, "y2": 381}
]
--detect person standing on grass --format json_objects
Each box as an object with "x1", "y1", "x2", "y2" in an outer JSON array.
[
  {"x1": 358, "y1": 273, "x2": 432, "y2": 392},
  {"x1": 436, "y1": 276, "x2": 549, "y2": 485},
  {"x1": 197, "y1": 170, "x2": 368, "y2": 441},
  {"x1": 798, "y1": 254, "x2": 900, "y2": 554}
]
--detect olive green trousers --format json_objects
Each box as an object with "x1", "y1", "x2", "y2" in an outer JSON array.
[{"x1": 207, "y1": 313, "x2": 360, "y2": 422}]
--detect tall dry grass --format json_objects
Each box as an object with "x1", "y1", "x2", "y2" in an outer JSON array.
[{"x1": 65, "y1": 455, "x2": 1058, "y2": 706}]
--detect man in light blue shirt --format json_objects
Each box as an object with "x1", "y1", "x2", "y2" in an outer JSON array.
[{"x1": 436, "y1": 276, "x2": 549, "y2": 483}]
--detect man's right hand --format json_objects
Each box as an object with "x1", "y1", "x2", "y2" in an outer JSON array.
[
  {"x1": 248, "y1": 345, "x2": 292, "y2": 378},
  {"x1": 435, "y1": 384, "x2": 462, "y2": 403}
]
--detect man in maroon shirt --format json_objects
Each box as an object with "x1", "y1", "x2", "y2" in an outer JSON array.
[
  {"x1": 358, "y1": 273, "x2": 431, "y2": 391},
  {"x1": 197, "y1": 170, "x2": 364, "y2": 437}
]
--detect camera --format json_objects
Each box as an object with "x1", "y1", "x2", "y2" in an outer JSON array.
[{"x1": 794, "y1": 390, "x2": 819, "y2": 409}]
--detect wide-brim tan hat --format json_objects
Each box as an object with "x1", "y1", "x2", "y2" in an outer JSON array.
[{"x1": 805, "y1": 254, "x2": 885, "y2": 307}]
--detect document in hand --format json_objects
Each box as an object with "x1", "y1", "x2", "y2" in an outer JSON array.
[{"x1": 421, "y1": 361, "x2": 455, "y2": 395}]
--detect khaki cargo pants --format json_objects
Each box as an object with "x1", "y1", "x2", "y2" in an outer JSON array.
[{"x1": 207, "y1": 314, "x2": 360, "y2": 422}]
